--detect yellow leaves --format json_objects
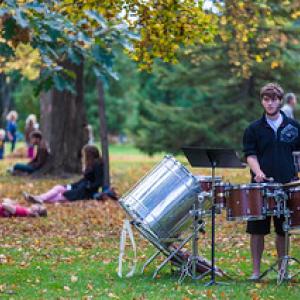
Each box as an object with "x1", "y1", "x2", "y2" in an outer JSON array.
[
  {"x1": 271, "y1": 61, "x2": 280, "y2": 69},
  {"x1": 0, "y1": 254, "x2": 8, "y2": 264},
  {"x1": 128, "y1": 0, "x2": 218, "y2": 70},
  {"x1": 2, "y1": 43, "x2": 41, "y2": 80},
  {"x1": 70, "y1": 275, "x2": 78, "y2": 283},
  {"x1": 108, "y1": 292, "x2": 119, "y2": 299},
  {"x1": 64, "y1": 285, "x2": 71, "y2": 292},
  {"x1": 220, "y1": 16, "x2": 227, "y2": 26},
  {"x1": 291, "y1": 11, "x2": 300, "y2": 19},
  {"x1": 255, "y1": 55, "x2": 263, "y2": 63}
]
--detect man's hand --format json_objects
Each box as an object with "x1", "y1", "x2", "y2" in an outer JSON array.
[{"x1": 254, "y1": 172, "x2": 266, "y2": 183}]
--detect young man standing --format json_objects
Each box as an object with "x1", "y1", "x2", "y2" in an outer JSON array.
[{"x1": 243, "y1": 83, "x2": 300, "y2": 280}]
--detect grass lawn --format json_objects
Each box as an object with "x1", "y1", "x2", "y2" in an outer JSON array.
[{"x1": 1, "y1": 144, "x2": 300, "y2": 299}]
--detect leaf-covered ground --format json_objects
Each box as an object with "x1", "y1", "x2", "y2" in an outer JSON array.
[{"x1": 1, "y1": 145, "x2": 300, "y2": 299}]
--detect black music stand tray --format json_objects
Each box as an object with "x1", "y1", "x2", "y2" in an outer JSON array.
[{"x1": 182, "y1": 147, "x2": 245, "y2": 286}]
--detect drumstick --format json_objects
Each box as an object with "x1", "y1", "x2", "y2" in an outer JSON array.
[
  {"x1": 282, "y1": 180, "x2": 300, "y2": 188},
  {"x1": 265, "y1": 177, "x2": 274, "y2": 182}
]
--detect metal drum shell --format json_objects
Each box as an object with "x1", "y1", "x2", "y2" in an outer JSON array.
[{"x1": 119, "y1": 155, "x2": 200, "y2": 239}]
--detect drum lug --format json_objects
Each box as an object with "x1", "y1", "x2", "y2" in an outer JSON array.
[
  {"x1": 227, "y1": 208, "x2": 232, "y2": 218},
  {"x1": 283, "y1": 222, "x2": 290, "y2": 232}
]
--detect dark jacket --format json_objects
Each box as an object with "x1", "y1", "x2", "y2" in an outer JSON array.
[
  {"x1": 28, "y1": 140, "x2": 49, "y2": 170},
  {"x1": 63, "y1": 161, "x2": 104, "y2": 201},
  {"x1": 243, "y1": 112, "x2": 300, "y2": 183}
]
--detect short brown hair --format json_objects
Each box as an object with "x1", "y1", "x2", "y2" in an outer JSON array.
[
  {"x1": 260, "y1": 83, "x2": 284, "y2": 100},
  {"x1": 30, "y1": 130, "x2": 43, "y2": 140}
]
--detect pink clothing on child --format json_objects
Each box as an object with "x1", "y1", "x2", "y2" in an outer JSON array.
[
  {"x1": 38, "y1": 185, "x2": 67, "y2": 203},
  {"x1": 0, "y1": 204, "x2": 30, "y2": 217},
  {"x1": 28, "y1": 145, "x2": 34, "y2": 159}
]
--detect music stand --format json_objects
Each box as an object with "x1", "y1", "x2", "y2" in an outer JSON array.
[{"x1": 182, "y1": 147, "x2": 245, "y2": 286}]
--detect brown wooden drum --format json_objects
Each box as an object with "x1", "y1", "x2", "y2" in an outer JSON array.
[
  {"x1": 215, "y1": 182, "x2": 231, "y2": 209},
  {"x1": 288, "y1": 187, "x2": 300, "y2": 229},
  {"x1": 196, "y1": 176, "x2": 222, "y2": 192},
  {"x1": 226, "y1": 184, "x2": 266, "y2": 221}
]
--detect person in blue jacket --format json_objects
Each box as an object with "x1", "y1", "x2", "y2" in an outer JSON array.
[{"x1": 6, "y1": 110, "x2": 18, "y2": 153}]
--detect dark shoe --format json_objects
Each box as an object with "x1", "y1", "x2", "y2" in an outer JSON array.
[
  {"x1": 23, "y1": 192, "x2": 42, "y2": 204},
  {"x1": 108, "y1": 191, "x2": 118, "y2": 201}
]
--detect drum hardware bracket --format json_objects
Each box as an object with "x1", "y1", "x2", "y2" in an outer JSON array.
[
  {"x1": 259, "y1": 193, "x2": 300, "y2": 284},
  {"x1": 152, "y1": 222, "x2": 206, "y2": 279}
]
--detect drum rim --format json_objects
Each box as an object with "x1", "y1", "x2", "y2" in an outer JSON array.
[
  {"x1": 215, "y1": 182, "x2": 231, "y2": 187},
  {"x1": 227, "y1": 215, "x2": 265, "y2": 221},
  {"x1": 164, "y1": 154, "x2": 196, "y2": 179},
  {"x1": 230, "y1": 183, "x2": 282, "y2": 190},
  {"x1": 195, "y1": 175, "x2": 222, "y2": 181},
  {"x1": 230, "y1": 183, "x2": 264, "y2": 190}
]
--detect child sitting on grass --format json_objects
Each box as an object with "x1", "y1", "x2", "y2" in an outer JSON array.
[{"x1": 0, "y1": 198, "x2": 47, "y2": 217}]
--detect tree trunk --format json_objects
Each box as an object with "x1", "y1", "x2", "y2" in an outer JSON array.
[
  {"x1": 97, "y1": 80, "x2": 110, "y2": 188},
  {"x1": 0, "y1": 73, "x2": 13, "y2": 127},
  {"x1": 38, "y1": 61, "x2": 88, "y2": 176}
]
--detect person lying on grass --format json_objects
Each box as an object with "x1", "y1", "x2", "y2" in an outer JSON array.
[
  {"x1": 24, "y1": 144, "x2": 104, "y2": 204},
  {"x1": 0, "y1": 198, "x2": 47, "y2": 217}
]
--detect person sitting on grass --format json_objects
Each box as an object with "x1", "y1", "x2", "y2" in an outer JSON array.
[
  {"x1": 9, "y1": 130, "x2": 49, "y2": 175},
  {"x1": 24, "y1": 144, "x2": 104, "y2": 203},
  {"x1": 0, "y1": 198, "x2": 47, "y2": 217}
]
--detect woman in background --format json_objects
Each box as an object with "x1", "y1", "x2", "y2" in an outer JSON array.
[
  {"x1": 25, "y1": 114, "x2": 38, "y2": 159},
  {"x1": 25, "y1": 144, "x2": 104, "y2": 203}
]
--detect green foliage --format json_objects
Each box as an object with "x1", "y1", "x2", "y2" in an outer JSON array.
[
  {"x1": 84, "y1": 51, "x2": 142, "y2": 139},
  {"x1": 131, "y1": 1, "x2": 300, "y2": 154},
  {"x1": 0, "y1": 0, "x2": 135, "y2": 93},
  {"x1": 12, "y1": 78, "x2": 40, "y2": 133}
]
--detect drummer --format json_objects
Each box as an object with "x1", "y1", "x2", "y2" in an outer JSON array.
[{"x1": 243, "y1": 82, "x2": 300, "y2": 280}]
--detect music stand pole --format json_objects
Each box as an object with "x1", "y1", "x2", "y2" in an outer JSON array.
[{"x1": 206, "y1": 161, "x2": 218, "y2": 286}]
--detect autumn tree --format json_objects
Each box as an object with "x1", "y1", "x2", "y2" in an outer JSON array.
[
  {"x1": 0, "y1": 0, "x2": 218, "y2": 179},
  {"x1": 126, "y1": 1, "x2": 300, "y2": 153}
]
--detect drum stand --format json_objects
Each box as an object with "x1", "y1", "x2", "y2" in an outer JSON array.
[
  {"x1": 178, "y1": 198, "x2": 210, "y2": 283},
  {"x1": 135, "y1": 217, "x2": 206, "y2": 279},
  {"x1": 259, "y1": 191, "x2": 300, "y2": 284},
  {"x1": 182, "y1": 147, "x2": 244, "y2": 285}
]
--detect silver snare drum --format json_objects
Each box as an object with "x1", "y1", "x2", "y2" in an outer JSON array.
[{"x1": 119, "y1": 155, "x2": 200, "y2": 238}]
